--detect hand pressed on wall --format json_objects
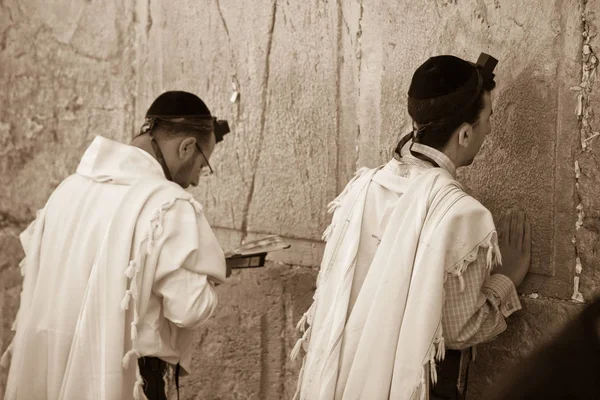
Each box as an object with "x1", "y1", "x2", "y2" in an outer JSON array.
[{"x1": 495, "y1": 210, "x2": 532, "y2": 287}]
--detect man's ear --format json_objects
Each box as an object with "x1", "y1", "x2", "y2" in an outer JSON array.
[
  {"x1": 178, "y1": 137, "x2": 197, "y2": 160},
  {"x1": 457, "y1": 123, "x2": 474, "y2": 148}
]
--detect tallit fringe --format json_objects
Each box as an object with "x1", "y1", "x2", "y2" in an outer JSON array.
[
  {"x1": 292, "y1": 355, "x2": 307, "y2": 400},
  {"x1": 0, "y1": 342, "x2": 13, "y2": 368},
  {"x1": 9, "y1": 258, "x2": 28, "y2": 337},
  {"x1": 133, "y1": 363, "x2": 149, "y2": 400},
  {"x1": 321, "y1": 167, "x2": 370, "y2": 242},
  {"x1": 292, "y1": 167, "x2": 370, "y2": 400},
  {"x1": 123, "y1": 349, "x2": 141, "y2": 369},
  {"x1": 290, "y1": 326, "x2": 311, "y2": 361},
  {"x1": 444, "y1": 231, "x2": 501, "y2": 292},
  {"x1": 18, "y1": 258, "x2": 26, "y2": 277},
  {"x1": 290, "y1": 292, "x2": 318, "y2": 400},
  {"x1": 295, "y1": 301, "x2": 315, "y2": 333},
  {"x1": 131, "y1": 317, "x2": 139, "y2": 341},
  {"x1": 421, "y1": 231, "x2": 500, "y2": 390},
  {"x1": 189, "y1": 198, "x2": 204, "y2": 214},
  {"x1": 121, "y1": 198, "x2": 182, "y2": 398},
  {"x1": 426, "y1": 323, "x2": 446, "y2": 387},
  {"x1": 125, "y1": 260, "x2": 136, "y2": 279},
  {"x1": 121, "y1": 290, "x2": 132, "y2": 311}
]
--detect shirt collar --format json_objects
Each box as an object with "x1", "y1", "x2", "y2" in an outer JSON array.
[{"x1": 399, "y1": 138, "x2": 457, "y2": 178}]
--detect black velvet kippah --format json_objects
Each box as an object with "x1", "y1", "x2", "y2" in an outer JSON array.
[
  {"x1": 146, "y1": 91, "x2": 212, "y2": 119},
  {"x1": 408, "y1": 55, "x2": 475, "y2": 99},
  {"x1": 407, "y1": 55, "x2": 482, "y2": 124}
]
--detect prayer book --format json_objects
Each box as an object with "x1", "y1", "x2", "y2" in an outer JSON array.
[{"x1": 225, "y1": 235, "x2": 291, "y2": 269}]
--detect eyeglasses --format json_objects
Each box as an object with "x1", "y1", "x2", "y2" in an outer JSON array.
[{"x1": 196, "y1": 144, "x2": 214, "y2": 176}]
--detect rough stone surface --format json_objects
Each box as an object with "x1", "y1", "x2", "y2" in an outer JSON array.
[
  {"x1": 575, "y1": 0, "x2": 600, "y2": 303},
  {"x1": 167, "y1": 263, "x2": 316, "y2": 400},
  {"x1": 2, "y1": 0, "x2": 600, "y2": 399}
]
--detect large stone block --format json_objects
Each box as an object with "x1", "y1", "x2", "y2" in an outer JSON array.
[
  {"x1": 1, "y1": 0, "x2": 137, "y2": 220},
  {"x1": 466, "y1": 297, "x2": 585, "y2": 399},
  {"x1": 574, "y1": 0, "x2": 600, "y2": 303},
  {"x1": 378, "y1": 0, "x2": 582, "y2": 299},
  {"x1": 136, "y1": 0, "x2": 339, "y2": 240},
  {"x1": 166, "y1": 262, "x2": 316, "y2": 400},
  {"x1": 0, "y1": 226, "x2": 27, "y2": 399}
]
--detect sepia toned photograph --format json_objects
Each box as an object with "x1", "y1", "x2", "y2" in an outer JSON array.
[{"x1": 0, "y1": 0, "x2": 598, "y2": 399}]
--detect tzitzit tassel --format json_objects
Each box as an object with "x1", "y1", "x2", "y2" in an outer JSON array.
[
  {"x1": 147, "y1": 217, "x2": 156, "y2": 250},
  {"x1": 131, "y1": 321, "x2": 138, "y2": 341},
  {"x1": 458, "y1": 274, "x2": 465, "y2": 292},
  {"x1": 122, "y1": 349, "x2": 140, "y2": 369},
  {"x1": 121, "y1": 290, "x2": 132, "y2": 311},
  {"x1": 162, "y1": 198, "x2": 177, "y2": 210},
  {"x1": 292, "y1": 356, "x2": 306, "y2": 400},
  {"x1": 494, "y1": 240, "x2": 502, "y2": 265},
  {"x1": 133, "y1": 365, "x2": 148, "y2": 400},
  {"x1": 327, "y1": 199, "x2": 341, "y2": 214},
  {"x1": 418, "y1": 374, "x2": 427, "y2": 400},
  {"x1": 486, "y1": 244, "x2": 494, "y2": 270},
  {"x1": 0, "y1": 343, "x2": 13, "y2": 368},
  {"x1": 429, "y1": 349, "x2": 438, "y2": 385},
  {"x1": 153, "y1": 209, "x2": 165, "y2": 237},
  {"x1": 291, "y1": 328, "x2": 310, "y2": 360},
  {"x1": 125, "y1": 261, "x2": 136, "y2": 279},
  {"x1": 290, "y1": 338, "x2": 304, "y2": 361},
  {"x1": 189, "y1": 198, "x2": 204, "y2": 214},
  {"x1": 19, "y1": 258, "x2": 26, "y2": 277},
  {"x1": 302, "y1": 327, "x2": 312, "y2": 351},
  {"x1": 435, "y1": 336, "x2": 445, "y2": 362},
  {"x1": 295, "y1": 312, "x2": 309, "y2": 332},
  {"x1": 322, "y1": 224, "x2": 333, "y2": 241}
]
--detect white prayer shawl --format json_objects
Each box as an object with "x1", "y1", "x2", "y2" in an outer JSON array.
[
  {"x1": 2, "y1": 136, "x2": 226, "y2": 400},
  {"x1": 292, "y1": 163, "x2": 501, "y2": 400}
]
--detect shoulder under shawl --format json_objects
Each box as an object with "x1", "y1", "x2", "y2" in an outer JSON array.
[{"x1": 291, "y1": 166, "x2": 500, "y2": 400}]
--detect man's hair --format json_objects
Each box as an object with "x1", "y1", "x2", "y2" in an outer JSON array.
[
  {"x1": 411, "y1": 74, "x2": 496, "y2": 151},
  {"x1": 152, "y1": 119, "x2": 214, "y2": 146}
]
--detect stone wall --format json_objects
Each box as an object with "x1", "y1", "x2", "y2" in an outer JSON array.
[{"x1": 1, "y1": 0, "x2": 598, "y2": 399}]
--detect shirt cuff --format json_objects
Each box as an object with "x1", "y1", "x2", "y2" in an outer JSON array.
[{"x1": 482, "y1": 274, "x2": 523, "y2": 318}]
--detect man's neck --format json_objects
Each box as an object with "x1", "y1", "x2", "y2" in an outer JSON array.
[
  {"x1": 131, "y1": 136, "x2": 158, "y2": 161},
  {"x1": 440, "y1": 144, "x2": 465, "y2": 169}
]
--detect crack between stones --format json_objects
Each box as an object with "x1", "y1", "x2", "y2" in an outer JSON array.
[
  {"x1": 215, "y1": 0, "x2": 230, "y2": 38},
  {"x1": 0, "y1": 0, "x2": 15, "y2": 51},
  {"x1": 335, "y1": 0, "x2": 343, "y2": 194},
  {"x1": 215, "y1": 0, "x2": 241, "y2": 120},
  {"x1": 354, "y1": 0, "x2": 364, "y2": 170},
  {"x1": 572, "y1": 0, "x2": 597, "y2": 303},
  {"x1": 240, "y1": 0, "x2": 277, "y2": 242},
  {"x1": 146, "y1": 0, "x2": 153, "y2": 35},
  {"x1": 258, "y1": 313, "x2": 270, "y2": 399},
  {"x1": 30, "y1": 19, "x2": 123, "y2": 63}
]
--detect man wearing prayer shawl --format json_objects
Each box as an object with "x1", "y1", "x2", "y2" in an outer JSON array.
[
  {"x1": 2, "y1": 91, "x2": 230, "y2": 400},
  {"x1": 291, "y1": 54, "x2": 532, "y2": 400}
]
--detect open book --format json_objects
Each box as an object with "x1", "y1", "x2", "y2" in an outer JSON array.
[{"x1": 225, "y1": 235, "x2": 291, "y2": 269}]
